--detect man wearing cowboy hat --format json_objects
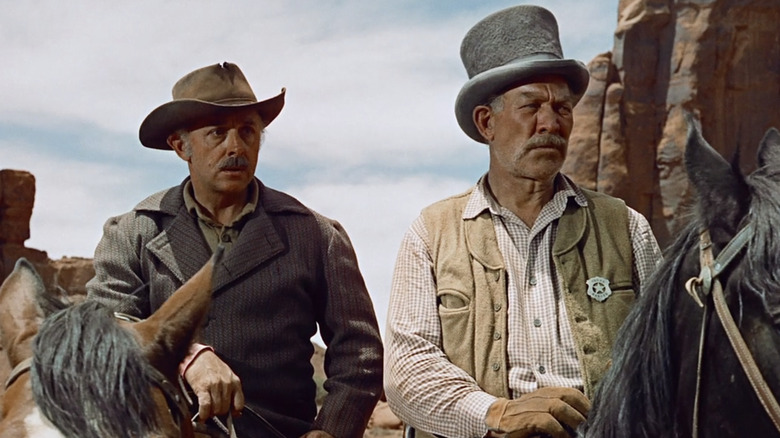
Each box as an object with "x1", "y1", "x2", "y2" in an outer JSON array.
[
  {"x1": 87, "y1": 62, "x2": 383, "y2": 438},
  {"x1": 384, "y1": 5, "x2": 661, "y2": 438}
]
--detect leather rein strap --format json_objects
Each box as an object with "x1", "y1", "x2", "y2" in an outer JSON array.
[
  {"x1": 5, "y1": 312, "x2": 286, "y2": 438},
  {"x1": 4, "y1": 357, "x2": 32, "y2": 389},
  {"x1": 685, "y1": 224, "x2": 780, "y2": 435}
]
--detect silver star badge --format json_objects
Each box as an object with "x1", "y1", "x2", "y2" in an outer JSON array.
[{"x1": 586, "y1": 276, "x2": 612, "y2": 302}]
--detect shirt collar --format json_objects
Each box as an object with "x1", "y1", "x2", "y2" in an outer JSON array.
[
  {"x1": 183, "y1": 178, "x2": 260, "y2": 227},
  {"x1": 463, "y1": 173, "x2": 588, "y2": 220}
]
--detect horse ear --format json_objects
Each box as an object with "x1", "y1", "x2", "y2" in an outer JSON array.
[
  {"x1": 0, "y1": 258, "x2": 47, "y2": 366},
  {"x1": 757, "y1": 127, "x2": 780, "y2": 170},
  {"x1": 684, "y1": 112, "x2": 750, "y2": 236},
  {"x1": 132, "y1": 248, "x2": 223, "y2": 375}
]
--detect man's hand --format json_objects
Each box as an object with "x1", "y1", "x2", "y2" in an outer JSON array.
[
  {"x1": 299, "y1": 430, "x2": 335, "y2": 438},
  {"x1": 484, "y1": 387, "x2": 590, "y2": 438},
  {"x1": 184, "y1": 349, "x2": 245, "y2": 421}
]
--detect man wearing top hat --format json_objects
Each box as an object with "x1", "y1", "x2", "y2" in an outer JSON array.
[
  {"x1": 384, "y1": 5, "x2": 661, "y2": 438},
  {"x1": 87, "y1": 62, "x2": 383, "y2": 438}
]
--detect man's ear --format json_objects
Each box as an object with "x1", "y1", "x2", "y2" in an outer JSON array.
[
  {"x1": 473, "y1": 105, "x2": 494, "y2": 143},
  {"x1": 167, "y1": 132, "x2": 190, "y2": 161}
]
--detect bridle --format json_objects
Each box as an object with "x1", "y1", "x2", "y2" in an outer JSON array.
[
  {"x1": 4, "y1": 356, "x2": 32, "y2": 390},
  {"x1": 6, "y1": 311, "x2": 288, "y2": 438},
  {"x1": 113, "y1": 312, "x2": 195, "y2": 438},
  {"x1": 684, "y1": 224, "x2": 780, "y2": 436},
  {"x1": 113, "y1": 314, "x2": 286, "y2": 438},
  {"x1": 2, "y1": 315, "x2": 192, "y2": 438}
]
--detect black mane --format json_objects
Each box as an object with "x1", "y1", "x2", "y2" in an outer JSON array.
[
  {"x1": 742, "y1": 165, "x2": 780, "y2": 323},
  {"x1": 30, "y1": 300, "x2": 161, "y2": 438},
  {"x1": 581, "y1": 219, "x2": 699, "y2": 437}
]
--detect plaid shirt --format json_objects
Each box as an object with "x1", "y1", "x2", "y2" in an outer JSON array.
[{"x1": 384, "y1": 174, "x2": 662, "y2": 438}]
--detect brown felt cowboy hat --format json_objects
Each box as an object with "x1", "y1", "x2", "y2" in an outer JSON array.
[
  {"x1": 455, "y1": 5, "x2": 590, "y2": 143},
  {"x1": 139, "y1": 62, "x2": 286, "y2": 150}
]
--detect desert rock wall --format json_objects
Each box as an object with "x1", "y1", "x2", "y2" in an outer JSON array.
[{"x1": 564, "y1": 0, "x2": 780, "y2": 246}]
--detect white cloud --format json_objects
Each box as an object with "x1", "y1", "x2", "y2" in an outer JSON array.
[
  {"x1": 1, "y1": 139, "x2": 158, "y2": 259},
  {"x1": 2, "y1": 0, "x2": 618, "y2": 162}
]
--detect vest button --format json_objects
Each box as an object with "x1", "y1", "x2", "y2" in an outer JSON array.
[
  {"x1": 494, "y1": 303, "x2": 502, "y2": 311},
  {"x1": 493, "y1": 331, "x2": 501, "y2": 340},
  {"x1": 492, "y1": 363, "x2": 500, "y2": 371}
]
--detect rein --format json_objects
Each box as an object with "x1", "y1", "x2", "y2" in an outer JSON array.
[
  {"x1": 115, "y1": 314, "x2": 286, "y2": 438},
  {"x1": 4, "y1": 357, "x2": 32, "y2": 389},
  {"x1": 114, "y1": 312, "x2": 194, "y2": 437},
  {"x1": 8, "y1": 310, "x2": 288, "y2": 438},
  {"x1": 685, "y1": 224, "x2": 780, "y2": 436}
]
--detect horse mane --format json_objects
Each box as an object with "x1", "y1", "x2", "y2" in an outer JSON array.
[
  {"x1": 742, "y1": 166, "x2": 780, "y2": 324},
  {"x1": 30, "y1": 300, "x2": 161, "y2": 438},
  {"x1": 582, "y1": 220, "x2": 700, "y2": 437}
]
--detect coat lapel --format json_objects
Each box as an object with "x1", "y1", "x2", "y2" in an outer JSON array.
[
  {"x1": 212, "y1": 206, "x2": 286, "y2": 293},
  {"x1": 146, "y1": 209, "x2": 211, "y2": 287},
  {"x1": 209, "y1": 183, "x2": 312, "y2": 294}
]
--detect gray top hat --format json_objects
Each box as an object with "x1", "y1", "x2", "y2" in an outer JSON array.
[
  {"x1": 455, "y1": 5, "x2": 590, "y2": 143},
  {"x1": 139, "y1": 62, "x2": 286, "y2": 150}
]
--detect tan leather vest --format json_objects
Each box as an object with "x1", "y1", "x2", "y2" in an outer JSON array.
[{"x1": 420, "y1": 187, "x2": 634, "y2": 402}]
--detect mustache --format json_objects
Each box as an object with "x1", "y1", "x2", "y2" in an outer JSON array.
[
  {"x1": 525, "y1": 133, "x2": 567, "y2": 149},
  {"x1": 217, "y1": 156, "x2": 250, "y2": 170}
]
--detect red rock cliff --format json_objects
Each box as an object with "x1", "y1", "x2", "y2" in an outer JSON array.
[{"x1": 564, "y1": 0, "x2": 780, "y2": 246}]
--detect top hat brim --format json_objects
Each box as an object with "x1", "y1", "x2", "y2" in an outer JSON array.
[
  {"x1": 455, "y1": 58, "x2": 589, "y2": 144},
  {"x1": 139, "y1": 88, "x2": 286, "y2": 150}
]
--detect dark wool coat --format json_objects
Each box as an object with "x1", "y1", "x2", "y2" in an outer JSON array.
[{"x1": 86, "y1": 178, "x2": 383, "y2": 438}]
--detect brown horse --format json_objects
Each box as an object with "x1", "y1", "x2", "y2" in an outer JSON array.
[{"x1": 0, "y1": 249, "x2": 221, "y2": 438}]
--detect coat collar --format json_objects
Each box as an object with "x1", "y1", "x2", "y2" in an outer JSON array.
[{"x1": 135, "y1": 178, "x2": 310, "y2": 293}]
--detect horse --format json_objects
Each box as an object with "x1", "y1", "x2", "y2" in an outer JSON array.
[
  {"x1": 581, "y1": 117, "x2": 780, "y2": 437},
  {"x1": 0, "y1": 248, "x2": 222, "y2": 438}
]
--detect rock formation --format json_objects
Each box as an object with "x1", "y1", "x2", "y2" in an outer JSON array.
[
  {"x1": 564, "y1": 0, "x2": 780, "y2": 247},
  {"x1": 0, "y1": 169, "x2": 94, "y2": 292}
]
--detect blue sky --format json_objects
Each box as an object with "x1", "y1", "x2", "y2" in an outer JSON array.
[{"x1": 1, "y1": 0, "x2": 619, "y2": 336}]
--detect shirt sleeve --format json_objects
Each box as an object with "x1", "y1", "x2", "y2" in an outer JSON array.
[
  {"x1": 627, "y1": 207, "x2": 663, "y2": 292},
  {"x1": 384, "y1": 216, "x2": 498, "y2": 438}
]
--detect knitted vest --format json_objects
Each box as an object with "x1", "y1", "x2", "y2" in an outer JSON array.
[{"x1": 420, "y1": 186, "x2": 634, "y2": 402}]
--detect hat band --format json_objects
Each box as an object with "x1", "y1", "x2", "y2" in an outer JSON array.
[
  {"x1": 507, "y1": 52, "x2": 562, "y2": 64},
  {"x1": 211, "y1": 97, "x2": 258, "y2": 105}
]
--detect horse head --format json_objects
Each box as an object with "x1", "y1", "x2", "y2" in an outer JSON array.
[
  {"x1": 582, "y1": 116, "x2": 780, "y2": 437},
  {"x1": 0, "y1": 258, "x2": 59, "y2": 438},
  {"x1": 0, "y1": 248, "x2": 222, "y2": 438}
]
